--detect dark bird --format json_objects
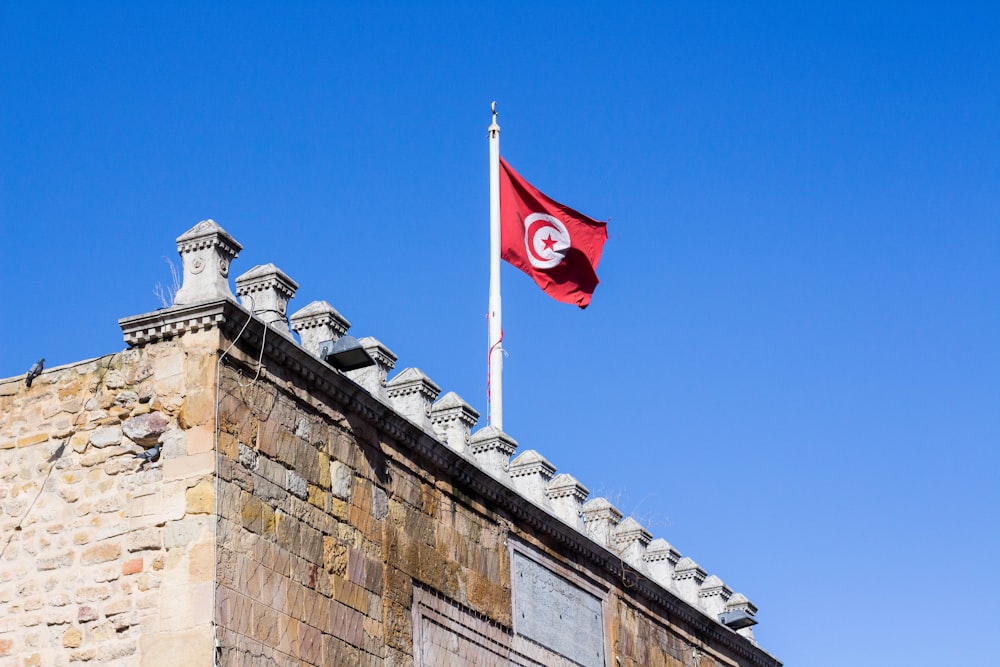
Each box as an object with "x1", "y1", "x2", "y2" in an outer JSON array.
[
  {"x1": 135, "y1": 444, "x2": 161, "y2": 465},
  {"x1": 25, "y1": 358, "x2": 44, "y2": 387}
]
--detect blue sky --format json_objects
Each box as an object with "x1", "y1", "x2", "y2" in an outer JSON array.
[{"x1": 2, "y1": 2, "x2": 998, "y2": 664}]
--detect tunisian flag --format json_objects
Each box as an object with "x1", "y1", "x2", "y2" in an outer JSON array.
[{"x1": 499, "y1": 157, "x2": 608, "y2": 308}]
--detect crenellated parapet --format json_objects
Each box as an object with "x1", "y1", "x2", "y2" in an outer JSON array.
[
  {"x1": 386, "y1": 368, "x2": 441, "y2": 431},
  {"x1": 581, "y1": 497, "x2": 623, "y2": 548},
  {"x1": 699, "y1": 574, "x2": 734, "y2": 617},
  {"x1": 645, "y1": 537, "x2": 681, "y2": 589},
  {"x1": 673, "y1": 556, "x2": 708, "y2": 605},
  {"x1": 613, "y1": 516, "x2": 653, "y2": 570},
  {"x1": 235, "y1": 264, "x2": 299, "y2": 333},
  {"x1": 345, "y1": 337, "x2": 397, "y2": 401},
  {"x1": 509, "y1": 449, "x2": 556, "y2": 506},
  {"x1": 545, "y1": 473, "x2": 589, "y2": 529},
  {"x1": 468, "y1": 425, "x2": 518, "y2": 477},
  {"x1": 173, "y1": 219, "x2": 242, "y2": 306},
  {"x1": 429, "y1": 391, "x2": 479, "y2": 453},
  {"x1": 290, "y1": 300, "x2": 351, "y2": 356}
]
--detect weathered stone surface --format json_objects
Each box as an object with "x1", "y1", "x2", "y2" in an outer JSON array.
[
  {"x1": 185, "y1": 478, "x2": 215, "y2": 514},
  {"x1": 331, "y1": 461, "x2": 353, "y2": 501},
  {"x1": 80, "y1": 542, "x2": 121, "y2": 565},
  {"x1": 62, "y1": 626, "x2": 82, "y2": 648},
  {"x1": 172, "y1": 219, "x2": 242, "y2": 306},
  {"x1": 88, "y1": 427, "x2": 122, "y2": 449},
  {"x1": 122, "y1": 412, "x2": 169, "y2": 446}
]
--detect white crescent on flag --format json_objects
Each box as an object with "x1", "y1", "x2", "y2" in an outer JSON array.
[{"x1": 524, "y1": 213, "x2": 571, "y2": 269}]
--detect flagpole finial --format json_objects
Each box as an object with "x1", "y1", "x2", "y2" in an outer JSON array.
[{"x1": 489, "y1": 100, "x2": 499, "y2": 136}]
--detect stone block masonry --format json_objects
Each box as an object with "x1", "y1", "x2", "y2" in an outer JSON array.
[{"x1": 1, "y1": 335, "x2": 221, "y2": 666}]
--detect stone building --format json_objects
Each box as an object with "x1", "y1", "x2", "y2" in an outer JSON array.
[{"x1": 0, "y1": 221, "x2": 781, "y2": 666}]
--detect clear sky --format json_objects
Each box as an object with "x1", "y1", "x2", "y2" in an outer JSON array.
[{"x1": 2, "y1": 2, "x2": 998, "y2": 664}]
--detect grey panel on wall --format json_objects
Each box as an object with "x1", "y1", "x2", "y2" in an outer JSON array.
[{"x1": 512, "y1": 552, "x2": 605, "y2": 667}]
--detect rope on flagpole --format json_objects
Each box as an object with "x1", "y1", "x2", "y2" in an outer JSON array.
[{"x1": 486, "y1": 313, "x2": 505, "y2": 425}]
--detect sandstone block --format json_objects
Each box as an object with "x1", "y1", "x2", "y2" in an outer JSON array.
[
  {"x1": 122, "y1": 558, "x2": 144, "y2": 576},
  {"x1": 127, "y1": 527, "x2": 162, "y2": 552},
  {"x1": 89, "y1": 426, "x2": 122, "y2": 448},
  {"x1": 77, "y1": 606, "x2": 98, "y2": 622},
  {"x1": 188, "y1": 541, "x2": 215, "y2": 582},
  {"x1": 17, "y1": 433, "x2": 49, "y2": 448},
  {"x1": 62, "y1": 626, "x2": 82, "y2": 648},
  {"x1": 96, "y1": 639, "x2": 137, "y2": 661},
  {"x1": 115, "y1": 391, "x2": 139, "y2": 408},
  {"x1": 185, "y1": 424, "x2": 214, "y2": 455},
  {"x1": 179, "y1": 389, "x2": 214, "y2": 430},
  {"x1": 81, "y1": 541, "x2": 121, "y2": 565},
  {"x1": 185, "y1": 478, "x2": 215, "y2": 514},
  {"x1": 163, "y1": 451, "x2": 214, "y2": 480}
]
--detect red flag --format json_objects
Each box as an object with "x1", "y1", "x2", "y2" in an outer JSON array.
[{"x1": 499, "y1": 157, "x2": 608, "y2": 308}]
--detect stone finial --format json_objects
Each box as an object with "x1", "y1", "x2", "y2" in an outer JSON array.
[
  {"x1": 429, "y1": 392, "x2": 480, "y2": 453},
  {"x1": 612, "y1": 517, "x2": 652, "y2": 570},
  {"x1": 581, "y1": 497, "x2": 623, "y2": 547},
  {"x1": 172, "y1": 220, "x2": 243, "y2": 306},
  {"x1": 545, "y1": 473, "x2": 589, "y2": 529},
  {"x1": 344, "y1": 337, "x2": 397, "y2": 401},
  {"x1": 644, "y1": 538, "x2": 681, "y2": 589},
  {"x1": 672, "y1": 556, "x2": 707, "y2": 604},
  {"x1": 698, "y1": 574, "x2": 733, "y2": 617},
  {"x1": 468, "y1": 425, "x2": 518, "y2": 477},
  {"x1": 385, "y1": 368, "x2": 441, "y2": 430},
  {"x1": 509, "y1": 450, "x2": 556, "y2": 505},
  {"x1": 235, "y1": 264, "x2": 299, "y2": 333},
  {"x1": 724, "y1": 593, "x2": 759, "y2": 641},
  {"x1": 290, "y1": 300, "x2": 351, "y2": 356}
]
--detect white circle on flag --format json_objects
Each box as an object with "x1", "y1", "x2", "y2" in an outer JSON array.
[{"x1": 524, "y1": 213, "x2": 571, "y2": 269}]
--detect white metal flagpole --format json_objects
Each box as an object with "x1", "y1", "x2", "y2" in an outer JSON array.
[{"x1": 488, "y1": 101, "x2": 503, "y2": 429}]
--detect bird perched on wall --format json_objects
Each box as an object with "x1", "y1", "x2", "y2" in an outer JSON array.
[
  {"x1": 135, "y1": 444, "x2": 161, "y2": 465},
  {"x1": 25, "y1": 358, "x2": 44, "y2": 387}
]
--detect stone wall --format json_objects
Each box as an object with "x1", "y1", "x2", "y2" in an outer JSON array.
[
  {"x1": 199, "y1": 313, "x2": 773, "y2": 667},
  {"x1": 0, "y1": 331, "x2": 221, "y2": 666},
  {"x1": 210, "y1": 342, "x2": 515, "y2": 666}
]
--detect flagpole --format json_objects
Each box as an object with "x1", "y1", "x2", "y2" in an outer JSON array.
[{"x1": 488, "y1": 101, "x2": 503, "y2": 429}]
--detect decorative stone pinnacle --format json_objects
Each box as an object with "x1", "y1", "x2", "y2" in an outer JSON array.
[
  {"x1": 546, "y1": 473, "x2": 590, "y2": 529},
  {"x1": 699, "y1": 575, "x2": 732, "y2": 598},
  {"x1": 290, "y1": 300, "x2": 351, "y2": 356},
  {"x1": 172, "y1": 220, "x2": 243, "y2": 306},
  {"x1": 673, "y1": 557, "x2": 707, "y2": 582},
  {"x1": 546, "y1": 473, "x2": 590, "y2": 503},
  {"x1": 430, "y1": 391, "x2": 480, "y2": 454},
  {"x1": 235, "y1": 263, "x2": 299, "y2": 333},
  {"x1": 644, "y1": 537, "x2": 682, "y2": 590},
  {"x1": 698, "y1": 574, "x2": 733, "y2": 617},
  {"x1": 509, "y1": 450, "x2": 556, "y2": 480},
  {"x1": 344, "y1": 337, "x2": 397, "y2": 401},
  {"x1": 725, "y1": 592, "x2": 757, "y2": 615},
  {"x1": 386, "y1": 368, "x2": 441, "y2": 430},
  {"x1": 613, "y1": 517, "x2": 652, "y2": 548},
  {"x1": 613, "y1": 517, "x2": 653, "y2": 570},
  {"x1": 469, "y1": 425, "x2": 518, "y2": 477},
  {"x1": 509, "y1": 450, "x2": 556, "y2": 506},
  {"x1": 581, "y1": 497, "x2": 623, "y2": 548},
  {"x1": 672, "y1": 556, "x2": 707, "y2": 605},
  {"x1": 645, "y1": 538, "x2": 681, "y2": 564}
]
